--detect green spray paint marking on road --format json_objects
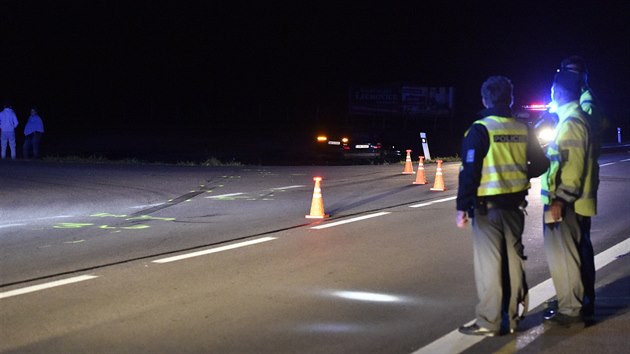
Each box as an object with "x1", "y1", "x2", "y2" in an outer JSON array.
[
  {"x1": 54, "y1": 214, "x2": 176, "y2": 230},
  {"x1": 91, "y1": 213, "x2": 128, "y2": 218},
  {"x1": 54, "y1": 223, "x2": 94, "y2": 229}
]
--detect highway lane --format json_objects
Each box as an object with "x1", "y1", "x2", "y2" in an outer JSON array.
[
  {"x1": 0, "y1": 161, "x2": 461, "y2": 285},
  {"x1": 1, "y1": 152, "x2": 629, "y2": 353}
]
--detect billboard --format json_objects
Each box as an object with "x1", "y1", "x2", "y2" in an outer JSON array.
[{"x1": 349, "y1": 84, "x2": 454, "y2": 117}]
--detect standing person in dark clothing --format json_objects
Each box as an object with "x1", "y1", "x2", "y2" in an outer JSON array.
[
  {"x1": 23, "y1": 107, "x2": 45, "y2": 159},
  {"x1": 456, "y1": 76, "x2": 549, "y2": 336}
]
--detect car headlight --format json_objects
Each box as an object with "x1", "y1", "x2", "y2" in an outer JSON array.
[{"x1": 538, "y1": 127, "x2": 555, "y2": 143}]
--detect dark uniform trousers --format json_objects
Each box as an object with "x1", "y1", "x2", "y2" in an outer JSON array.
[{"x1": 472, "y1": 207, "x2": 528, "y2": 331}]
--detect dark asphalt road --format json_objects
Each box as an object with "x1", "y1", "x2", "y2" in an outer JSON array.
[{"x1": 1, "y1": 152, "x2": 628, "y2": 353}]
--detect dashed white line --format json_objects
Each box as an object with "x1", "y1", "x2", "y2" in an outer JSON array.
[
  {"x1": 152, "y1": 237, "x2": 277, "y2": 264},
  {"x1": 409, "y1": 196, "x2": 457, "y2": 208},
  {"x1": 310, "y1": 196, "x2": 456, "y2": 230},
  {"x1": 601, "y1": 158, "x2": 630, "y2": 167},
  {"x1": 0, "y1": 275, "x2": 99, "y2": 300},
  {"x1": 412, "y1": 237, "x2": 630, "y2": 354},
  {"x1": 310, "y1": 212, "x2": 391, "y2": 229}
]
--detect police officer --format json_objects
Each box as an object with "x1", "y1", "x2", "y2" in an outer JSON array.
[
  {"x1": 544, "y1": 56, "x2": 601, "y2": 321},
  {"x1": 456, "y1": 76, "x2": 548, "y2": 336},
  {"x1": 541, "y1": 70, "x2": 599, "y2": 327}
]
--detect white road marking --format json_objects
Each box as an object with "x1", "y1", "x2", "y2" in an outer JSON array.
[
  {"x1": 310, "y1": 212, "x2": 391, "y2": 230},
  {"x1": 310, "y1": 196, "x2": 456, "y2": 230},
  {"x1": 412, "y1": 237, "x2": 630, "y2": 354},
  {"x1": 0, "y1": 275, "x2": 98, "y2": 300},
  {"x1": 205, "y1": 192, "x2": 245, "y2": 199},
  {"x1": 409, "y1": 196, "x2": 457, "y2": 208},
  {"x1": 601, "y1": 158, "x2": 630, "y2": 167},
  {"x1": 271, "y1": 185, "x2": 305, "y2": 190},
  {"x1": 152, "y1": 237, "x2": 277, "y2": 264}
]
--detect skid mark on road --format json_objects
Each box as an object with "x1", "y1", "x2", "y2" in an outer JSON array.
[{"x1": 133, "y1": 190, "x2": 207, "y2": 215}]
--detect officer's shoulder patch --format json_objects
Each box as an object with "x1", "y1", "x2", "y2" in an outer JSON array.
[{"x1": 466, "y1": 149, "x2": 475, "y2": 163}]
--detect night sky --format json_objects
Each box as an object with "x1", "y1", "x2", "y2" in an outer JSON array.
[{"x1": 2, "y1": 1, "x2": 629, "y2": 163}]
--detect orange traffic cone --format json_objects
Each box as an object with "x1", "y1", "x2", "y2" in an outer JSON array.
[
  {"x1": 413, "y1": 156, "x2": 428, "y2": 185},
  {"x1": 430, "y1": 160, "x2": 447, "y2": 191},
  {"x1": 306, "y1": 177, "x2": 329, "y2": 219},
  {"x1": 402, "y1": 149, "x2": 414, "y2": 174}
]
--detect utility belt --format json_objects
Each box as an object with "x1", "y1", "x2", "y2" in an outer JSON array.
[{"x1": 475, "y1": 197, "x2": 528, "y2": 216}]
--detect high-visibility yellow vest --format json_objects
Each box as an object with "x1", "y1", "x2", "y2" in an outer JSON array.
[
  {"x1": 541, "y1": 101, "x2": 598, "y2": 216},
  {"x1": 473, "y1": 116, "x2": 530, "y2": 196},
  {"x1": 580, "y1": 89, "x2": 595, "y2": 116}
]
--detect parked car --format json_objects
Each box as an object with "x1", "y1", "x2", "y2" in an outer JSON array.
[{"x1": 515, "y1": 103, "x2": 558, "y2": 148}]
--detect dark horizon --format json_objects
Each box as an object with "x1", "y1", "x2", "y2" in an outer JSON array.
[{"x1": 2, "y1": 1, "x2": 629, "y2": 162}]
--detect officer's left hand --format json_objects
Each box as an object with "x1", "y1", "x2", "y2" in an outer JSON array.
[
  {"x1": 550, "y1": 199, "x2": 565, "y2": 221},
  {"x1": 456, "y1": 210, "x2": 469, "y2": 228}
]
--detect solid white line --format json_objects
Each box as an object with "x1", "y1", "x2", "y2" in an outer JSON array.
[
  {"x1": 310, "y1": 212, "x2": 391, "y2": 230},
  {"x1": 409, "y1": 196, "x2": 457, "y2": 208},
  {"x1": 152, "y1": 237, "x2": 277, "y2": 264},
  {"x1": 593, "y1": 237, "x2": 630, "y2": 269},
  {"x1": 205, "y1": 192, "x2": 245, "y2": 199},
  {"x1": 412, "y1": 237, "x2": 630, "y2": 354},
  {"x1": 0, "y1": 275, "x2": 98, "y2": 300},
  {"x1": 271, "y1": 185, "x2": 305, "y2": 190}
]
